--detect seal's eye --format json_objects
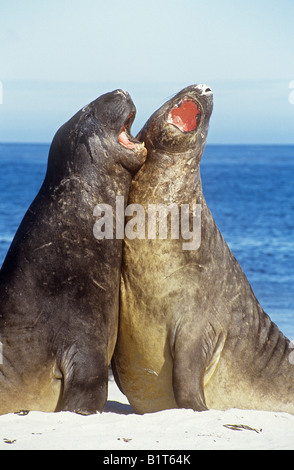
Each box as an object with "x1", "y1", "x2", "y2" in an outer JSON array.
[{"x1": 167, "y1": 99, "x2": 201, "y2": 133}]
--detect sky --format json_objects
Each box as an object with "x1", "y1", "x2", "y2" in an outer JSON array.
[{"x1": 0, "y1": 0, "x2": 294, "y2": 144}]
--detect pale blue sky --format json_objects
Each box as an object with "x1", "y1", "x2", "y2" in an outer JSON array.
[{"x1": 0, "y1": 0, "x2": 294, "y2": 143}]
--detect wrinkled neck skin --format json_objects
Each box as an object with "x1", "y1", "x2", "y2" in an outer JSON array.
[{"x1": 132, "y1": 142, "x2": 205, "y2": 208}]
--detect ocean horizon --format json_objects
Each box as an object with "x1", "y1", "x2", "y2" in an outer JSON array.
[{"x1": 1, "y1": 143, "x2": 294, "y2": 338}]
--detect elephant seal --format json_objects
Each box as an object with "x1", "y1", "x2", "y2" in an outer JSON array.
[
  {"x1": 113, "y1": 84, "x2": 294, "y2": 414},
  {"x1": 0, "y1": 89, "x2": 147, "y2": 415}
]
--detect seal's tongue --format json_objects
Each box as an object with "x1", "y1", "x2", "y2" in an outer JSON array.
[{"x1": 167, "y1": 99, "x2": 201, "y2": 132}]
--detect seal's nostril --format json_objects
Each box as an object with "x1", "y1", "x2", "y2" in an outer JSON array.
[
  {"x1": 115, "y1": 89, "x2": 128, "y2": 97},
  {"x1": 195, "y1": 84, "x2": 212, "y2": 95}
]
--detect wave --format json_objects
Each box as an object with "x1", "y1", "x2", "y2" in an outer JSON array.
[{"x1": 0, "y1": 235, "x2": 13, "y2": 244}]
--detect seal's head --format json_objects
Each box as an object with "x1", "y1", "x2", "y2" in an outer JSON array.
[
  {"x1": 137, "y1": 84, "x2": 213, "y2": 164},
  {"x1": 47, "y1": 89, "x2": 147, "y2": 183}
]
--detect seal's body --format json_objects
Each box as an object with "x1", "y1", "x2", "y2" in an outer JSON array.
[
  {"x1": 113, "y1": 84, "x2": 294, "y2": 415},
  {"x1": 0, "y1": 90, "x2": 146, "y2": 415}
]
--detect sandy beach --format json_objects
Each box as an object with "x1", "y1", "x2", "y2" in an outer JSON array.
[{"x1": 0, "y1": 374, "x2": 293, "y2": 451}]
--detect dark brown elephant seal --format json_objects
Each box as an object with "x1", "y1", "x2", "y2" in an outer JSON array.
[
  {"x1": 113, "y1": 84, "x2": 294, "y2": 414},
  {"x1": 0, "y1": 89, "x2": 146, "y2": 415}
]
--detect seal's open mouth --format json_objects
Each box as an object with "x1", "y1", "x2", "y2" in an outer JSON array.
[
  {"x1": 119, "y1": 112, "x2": 143, "y2": 150},
  {"x1": 167, "y1": 99, "x2": 201, "y2": 133}
]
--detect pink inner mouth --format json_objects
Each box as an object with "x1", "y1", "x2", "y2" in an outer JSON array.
[
  {"x1": 118, "y1": 128, "x2": 139, "y2": 149},
  {"x1": 118, "y1": 112, "x2": 140, "y2": 149},
  {"x1": 167, "y1": 99, "x2": 201, "y2": 132}
]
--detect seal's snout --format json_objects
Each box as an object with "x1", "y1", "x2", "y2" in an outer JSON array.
[
  {"x1": 115, "y1": 89, "x2": 128, "y2": 96},
  {"x1": 194, "y1": 84, "x2": 213, "y2": 96}
]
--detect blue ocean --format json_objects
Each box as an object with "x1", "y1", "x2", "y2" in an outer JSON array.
[{"x1": 0, "y1": 143, "x2": 294, "y2": 338}]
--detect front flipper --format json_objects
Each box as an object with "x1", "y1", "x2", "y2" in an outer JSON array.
[
  {"x1": 57, "y1": 345, "x2": 108, "y2": 415},
  {"x1": 172, "y1": 321, "x2": 225, "y2": 412}
]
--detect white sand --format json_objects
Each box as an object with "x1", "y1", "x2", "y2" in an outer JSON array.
[{"x1": 0, "y1": 375, "x2": 293, "y2": 450}]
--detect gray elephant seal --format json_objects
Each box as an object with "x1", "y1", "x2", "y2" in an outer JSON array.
[
  {"x1": 113, "y1": 84, "x2": 294, "y2": 414},
  {"x1": 0, "y1": 89, "x2": 146, "y2": 415}
]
